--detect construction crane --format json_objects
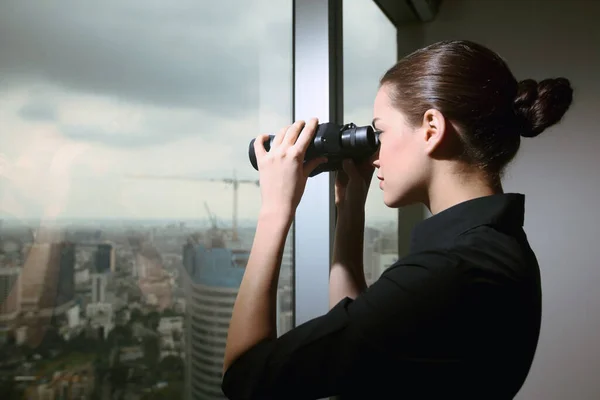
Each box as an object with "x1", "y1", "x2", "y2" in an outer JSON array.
[
  {"x1": 204, "y1": 201, "x2": 226, "y2": 248},
  {"x1": 125, "y1": 171, "x2": 259, "y2": 242},
  {"x1": 204, "y1": 201, "x2": 218, "y2": 230}
]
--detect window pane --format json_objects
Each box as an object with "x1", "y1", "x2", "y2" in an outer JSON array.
[
  {"x1": 343, "y1": 0, "x2": 398, "y2": 285},
  {"x1": 0, "y1": 1, "x2": 293, "y2": 399}
]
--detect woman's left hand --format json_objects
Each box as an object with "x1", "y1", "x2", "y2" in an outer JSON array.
[{"x1": 253, "y1": 118, "x2": 327, "y2": 219}]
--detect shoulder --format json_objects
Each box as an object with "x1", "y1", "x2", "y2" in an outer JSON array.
[
  {"x1": 385, "y1": 248, "x2": 464, "y2": 274},
  {"x1": 349, "y1": 249, "x2": 464, "y2": 331},
  {"x1": 386, "y1": 222, "x2": 535, "y2": 282},
  {"x1": 452, "y1": 224, "x2": 539, "y2": 283},
  {"x1": 380, "y1": 248, "x2": 466, "y2": 292},
  {"x1": 378, "y1": 241, "x2": 526, "y2": 303}
]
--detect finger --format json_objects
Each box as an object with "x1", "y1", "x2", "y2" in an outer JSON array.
[
  {"x1": 335, "y1": 168, "x2": 349, "y2": 187},
  {"x1": 342, "y1": 159, "x2": 360, "y2": 180},
  {"x1": 253, "y1": 134, "x2": 269, "y2": 158},
  {"x1": 293, "y1": 118, "x2": 318, "y2": 151},
  {"x1": 334, "y1": 182, "x2": 346, "y2": 206},
  {"x1": 283, "y1": 120, "x2": 306, "y2": 146},
  {"x1": 272, "y1": 125, "x2": 290, "y2": 148},
  {"x1": 303, "y1": 156, "x2": 328, "y2": 177},
  {"x1": 355, "y1": 160, "x2": 375, "y2": 177},
  {"x1": 359, "y1": 164, "x2": 376, "y2": 183}
]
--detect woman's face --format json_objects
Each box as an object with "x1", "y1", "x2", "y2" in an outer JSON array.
[{"x1": 371, "y1": 84, "x2": 430, "y2": 208}]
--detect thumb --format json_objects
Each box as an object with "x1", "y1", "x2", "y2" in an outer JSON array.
[{"x1": 304, "y1": 157, "x2": 328, "y2": 176}]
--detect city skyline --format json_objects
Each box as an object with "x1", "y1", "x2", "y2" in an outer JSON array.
[
  {"x1": 0, "y1": 0, "x2": 399, "y2": 398},
  {"x1": 0, "y1": 213, "x2": 397, "y2": 398}
]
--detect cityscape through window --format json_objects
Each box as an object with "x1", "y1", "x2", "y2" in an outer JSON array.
[
  {"x1": 0, "y1": 1, "x2": 400, "y2": 398},
  {"x1": 343, "y1": 0, "x2": 399, "y2": 285},
  {"x1": 0, "y1": 1, "x2": 293, "y2": 398}
]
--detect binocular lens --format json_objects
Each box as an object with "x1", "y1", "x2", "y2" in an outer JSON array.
[{"x1": 248, "y1": 122, "x2": 379, "y2": 177}]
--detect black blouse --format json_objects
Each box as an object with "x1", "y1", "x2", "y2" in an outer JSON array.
[{"x1": 222, "y1": 193, "x2": 542, "y2": 400}]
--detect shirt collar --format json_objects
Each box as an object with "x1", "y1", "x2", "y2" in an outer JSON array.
[{"x1": 410, "y1": 193, "x2": 525, "y2": 253}]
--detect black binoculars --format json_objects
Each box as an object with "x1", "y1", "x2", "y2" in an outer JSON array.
[{"x1": 248, "y1": 122, "x2": 380, "y2": 177}]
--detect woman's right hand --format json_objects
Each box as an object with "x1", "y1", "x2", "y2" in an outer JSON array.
[
  {"x1": 331, "y1": 158, "x2": 374, "y2": 306},
  {"x1": 334, "y1": 158, "x2": 375, "y2": 213}
]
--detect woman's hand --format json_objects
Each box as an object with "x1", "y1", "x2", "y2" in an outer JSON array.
[
  {"x1": 334, "y1": 158, "x2": 375, "y2": 212},
  {"x1": 225, "y1": 119, "x2": 325, "y2": 374},
  {"x1": 330, "y1": 158, "x2": 373, "y2": 307},
  {"x1": 254, "y1": 118, "x2": 327, "y2": 218}
]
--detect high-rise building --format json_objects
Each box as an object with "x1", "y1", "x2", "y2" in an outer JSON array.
[
  {"x1": 20, "y1": 242, "x2": 75, "y2": 312},
  {"x1": 277, "y1": 248, "x2": 293, "y2": 335},
  {"x1": 183, "y1": 237, "x2": 247, "y2": 400},
  {"x1": 276, "y1": 284, "x2": 293, "y2": 334},
  {"x1": 55, "y1": 242, "x2": 75, "y2": 307},
  {"x1": 91, "y1": 273, "x2": 107, "y2": 303},
  {"x1": 17, "y1": 241, "x2": 76, "y2": 347},
  {"x1": 0, "y1": 234, "x2": 24, "y2": 343},
  {"x1": 0, "y1": 266, "x2": 21, "y2": 343},
  {"x1": 95, "y1": 243, "x2": 114, "y2": 273},
  {"x1": 136, "y1": 246, "x2": 172, "y2": 310}
]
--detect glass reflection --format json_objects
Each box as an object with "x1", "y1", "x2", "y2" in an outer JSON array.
[
  {"x1": 0, "y1": 1, "x2": 293, "y2": 399},
  {"x1": 343, "y1": 0, "x2": 399, "y2": 285}
]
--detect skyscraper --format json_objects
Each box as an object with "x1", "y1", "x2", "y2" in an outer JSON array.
[
  {"x1": 17, "y1": 241, "x2": 76, "y2": 347},
  {"x1": 95, "y1": 243, "x2": 114, "y2": 273},
  {"x1": 182, "y1": 237, "x2": 247, "y2": 400},
  {"x1": 0, "y1": 266, "x2": 20, "y2": 343}
]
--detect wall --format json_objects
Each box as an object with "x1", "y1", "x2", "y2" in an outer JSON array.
[{"x1": 396, "y1": 1, "x2": 600, "y2": 398}]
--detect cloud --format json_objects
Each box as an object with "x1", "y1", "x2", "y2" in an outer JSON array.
[
  {"x1": 64, "y1": 126, "x2": 175, "y2": 148},
  {"x1": 343, "y1": 0, "x2": 397, "y2": 120},
  {"x1": 0, "y1": 0, "x2": 293, "y2": 149},
  {"x1": 0, "y1": 0, "x2": 291, "y2": 119},
  {"x1": 18, "y1": 101, "x2": 57, "y2": 122},
  {"x1": 0, "y1": 0, "x2": 398, "y2": 221}
]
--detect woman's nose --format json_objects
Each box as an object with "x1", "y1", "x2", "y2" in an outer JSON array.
[{"x1": 370, "y1": 150, "x2": 380, "y2": 167}]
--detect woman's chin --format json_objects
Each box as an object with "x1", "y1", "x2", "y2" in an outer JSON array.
[
  {"x1": 383, "y1": 194, "x2": 401, "y2": 208},
  {"x1": 383, "y1": 191, "x2": 416, "y2": 209}
]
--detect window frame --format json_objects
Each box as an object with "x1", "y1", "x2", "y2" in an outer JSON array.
[{"x1": 292, "y1": 0, "x2": 403, "y2": 327}]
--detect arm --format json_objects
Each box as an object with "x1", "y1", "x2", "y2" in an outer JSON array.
[
  {"x1": 223, "y1": 209, "x2": 292, "y2": 373},
  {"x1": 221, "y1": 250, "x2": 464, "y2": 400},
  {"x1": 330, "y1": 159, "x2": 374, "y2": 308},
  {"x1": 330, "y1": 203, "x2": 367, "y2": 308},
  {"x1": 223, "y1": 119, "x2": 326, "y2": 373}
]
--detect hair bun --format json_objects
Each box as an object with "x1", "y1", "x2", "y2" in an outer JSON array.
[{"x1": 513, "y1": 77, "x2": 573, "y2": 138}]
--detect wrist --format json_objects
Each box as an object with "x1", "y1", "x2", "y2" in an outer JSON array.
[
  {"x1": 258, "y1": 207, "x2": 294, "y2": 229},
  {"x1": 336, "y1": 195, "x2": 367, "y2": 213},
  {"x1": 336, "y1": 203, "x2": 365, "y2": 227},
  {"x1": 333, "y1": 209, "x2": 365, "y2": 255}
]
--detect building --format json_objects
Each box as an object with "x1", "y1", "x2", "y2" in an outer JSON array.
[
  {"x1": 183, "y1": 235, "x2": 247, "y2": 400},
  {"x1": 95, "y1": 243, "x2": 115, "y2": 273},
  {"x1": 277, "y1": 247, "x2": 294, "y2": 335},
  {"x1": 55, "y1": 242, "x2": 75, "y2": 307},
  {"x1": 136, "y1": 245, "x2": 173, "y2": 310},
  {"x1": 91, "y1": 273, "x2": 108, "y2": 303},
  {"x1": 0, "y1": 266, "x2": 21, "y2": 343},
  {"x1": 16, "y1": 241, "x2": 76, "y2": 347}
]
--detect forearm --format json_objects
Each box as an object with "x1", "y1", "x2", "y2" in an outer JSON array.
[
  {"x1": 330, "y1": 205, "x2": 367, "y2": 308},
  {"x1": 223, "y1": 210, "x2": 293, "y2": 373}
]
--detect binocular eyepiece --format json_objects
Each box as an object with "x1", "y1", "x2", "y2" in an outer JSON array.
[{"x1": 248, "y1": 122, "x2": 380, "y2": 177}]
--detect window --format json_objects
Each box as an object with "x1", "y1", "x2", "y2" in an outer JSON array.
[
  {"x1": 343, "y1": 0, "x2": 398, "y2": 284},
  {"x1": 0, "y1": 1, "x2": 293, "y2": 399}
]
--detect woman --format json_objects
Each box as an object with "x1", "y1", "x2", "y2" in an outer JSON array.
[{"x1": 221, "y1": 40, "x2": 573, "y2": 399}]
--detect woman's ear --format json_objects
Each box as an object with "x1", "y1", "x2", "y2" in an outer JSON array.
[{"x1": 420, "y1": 108, "x2": 447, "y2": 155}]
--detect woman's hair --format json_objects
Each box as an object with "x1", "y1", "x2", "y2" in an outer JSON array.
[{"x1": 380, "y1": 40, "x2": 573, "y2": 177}]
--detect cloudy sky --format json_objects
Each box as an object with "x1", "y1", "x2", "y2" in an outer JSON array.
[{"x1": 0, "y1": 0, "x2": 396, "y2": 223}]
